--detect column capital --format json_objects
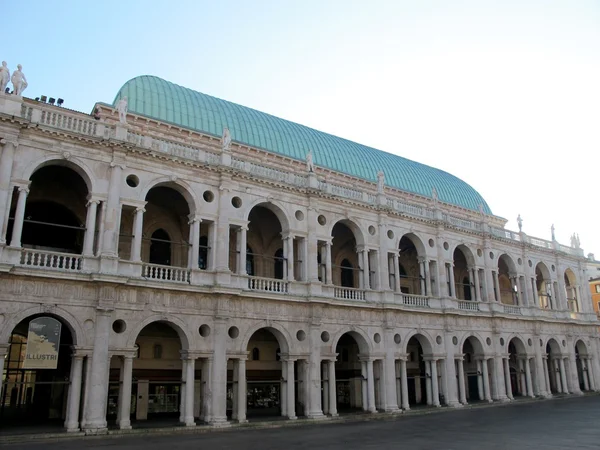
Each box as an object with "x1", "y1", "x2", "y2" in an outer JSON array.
[
  {"x1": 188, "y1": 214, "x2": 202, "y2": 224},
  {"x1": 17, "y1": 184, "x2": 30, "y2": 194},
  {"x1": 135, "y1": 206, "x2": 146, "y2": 214},
  {"x1": 417, "y1": 256, "x2": 430, "y2": 264},
  {"x1": 95, "y1": 307, "x2": 114, "y2": 316},
  {"x1": 454, "y1": 353, "x2": 466, "y2": 361}
]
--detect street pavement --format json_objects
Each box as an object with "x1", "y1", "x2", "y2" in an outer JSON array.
[{"x1": 6, "y1": 396, "x2": 600, "y2": 449}]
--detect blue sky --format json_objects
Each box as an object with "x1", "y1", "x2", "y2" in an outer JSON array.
[{"x1": 3, "y1": 0, "x2": 600, "y2": 257}]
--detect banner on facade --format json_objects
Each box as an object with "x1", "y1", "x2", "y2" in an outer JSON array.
[{"x1": 22, "y1": 317, "x2": 62, "y2": 369}]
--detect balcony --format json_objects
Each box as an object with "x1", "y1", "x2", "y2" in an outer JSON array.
[{"x1": 18, "y1": 249, "x2": 83, "y2": 272}]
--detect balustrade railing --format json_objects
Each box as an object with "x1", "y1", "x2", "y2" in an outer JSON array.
[
  {"x1": 458, "y1": 300, "x2": 479, "y2": 311},
  {"x1": 142, "y1": 263, "x2": 190, "y2": 283},
  {"x1": 19, "y1": 249, "x2": 82, "y2": 271},
  {"x1": 333, "y1": 286, "x2": 366, "y2": 301},
  {"x1": 21, "y1": 104, "x2": 98, "y2": 136},
  {"x1": 247, "y1": 276, "x2": 289, "y2": 293},
  {"x1": 402, "y1": 294, "x2": 429, "y2": 308},
  {"x1": 503, "y1": 304, "x2": 522, "y2": 315}
]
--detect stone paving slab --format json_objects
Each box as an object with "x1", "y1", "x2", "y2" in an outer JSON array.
[{"x1": 1, "y1": 394, "x2": 597, "y2": 448}]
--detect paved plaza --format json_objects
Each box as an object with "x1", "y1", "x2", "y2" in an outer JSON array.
[{"x1": 6, "y1": 396, "x2": 600, "y2": 450}]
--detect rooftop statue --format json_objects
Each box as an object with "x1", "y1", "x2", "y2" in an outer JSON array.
[
  {"x1": 306, "y1": 150, "x2": 315, "y2": 173},
  {"x1": 0, "y1": 61, "x2": 9, "y2": 93},
  {"x1": 222, "y1": 127, "x2": 232, "y2": 152},
  {"x1": 377, "y1": 171, "x2": 385, "y2": 194},
  {"x1": 551, "y1": 224, "x2": 556, "y2": 241},
  {"x1": 517, "y1": 214, "x2": 523, "y2": 232},
  {"x1": 116, "y1": 96, "x2": 128, "y2": 124},
  {"x1": 11, "y1": 64, "x2": 27, "y2": 96}
]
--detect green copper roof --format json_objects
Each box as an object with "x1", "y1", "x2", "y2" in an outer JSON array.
[{"x1": 113, "y1": 76, "x2": 492, "y2": 214}]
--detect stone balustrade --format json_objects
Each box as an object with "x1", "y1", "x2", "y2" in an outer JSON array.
[
  {"x1": 333, "y1": 286, "x2": 366, "y2": 301},
  {"x1": 142, "y1": 263, "x2": 190, "y2": 283},
  {"x1": 247, "y1": 276, "x2": 289, "y2": 293},
  {"x1": 458, "y1": 300, "x2": 480, "y2": 311},
  {"x1": 401, "y1": 293, "x2": 430, "y2": 308},
  {"x1": 19, "y1": 248, "x2": 82, "y2": 272}
]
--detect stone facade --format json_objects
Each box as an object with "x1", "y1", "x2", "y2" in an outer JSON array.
[{"x1": 0, "y1": 90, "x2": 598, "y2": 435}]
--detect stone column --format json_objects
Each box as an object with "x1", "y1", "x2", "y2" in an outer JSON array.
[
  {"x1": 65, "y1": 353, "x2": 85, "y2": 432},
  {"x1": 101, "y1": 162, "x2": 123, "y2": 257},
  {"x1": 328, "y1": 359, "x2": 338, "y2": 416},
  {"x1": 587, "y1": 358, "x2": 596, "y2": 391},
  {"x1": 286, "y1": 359, "x2": 296, "y2": 419},
  {"x1": 559, "y1": 358, "x2": 569, "y2": 394},
  {"x1": 457, "y1": 357, "x2": 467, "y2": 404},
  {"x1": 366, "y1": 359, "x2": 376, "y2": 412},
  {"x1": 118, "y1": 355, "x2": 134, "y2": 429},
  {"x1": 448, "y1": 263, "x2": 456, "y2": 298},
  {"x1": 520, "y1": 276, "x2": 530, "y2": 306},
  {"x1": 382, "y1": 350, "x2": 399, "y2": 412},
  {"x1": 582, "y1": 359, "x2": 590, "y2": 391},
  {"x1": 393, "y1": 252, "x2": 401, "y2": 292},
  {"x1": 188, "y1": 215, "x2": 201, "y2": 269},
  {"x1": 431, "y1": 359, "x2": 440, "y2": 407},
  {"x1": 321, "y1": 363, "x2": 329, "y2": 415},
  {"x1": 553, "y1": 359, "x2": 562, "y2": 393},
  {"x1": 418, "y1": 258, "x2": 426, "y2": 295},
  {"x1": 209, "y1": 320, "x2": 228, "y2": 425},
  {"x1": 400, "y1": 358, "x2": 410, "y2": 410},
  {"x1": 517, "y1": 359, "x2": 525, "y2": 395},
  {"x1": 325, "y1": 240, "x2": 332, "y2": 285},
  {"x1": 467, "y1": 266, "x2": 476, "y2": 301},
  {"x1": 491, "y1": 355, "x2": 507, "y2": 401},
  {"x1": 493, "y1": 271, "x2": 501, "y2": 302},
  {"x1": 179, "y1": 358, "x2": 187, "y2": 423},
  {"x1": 425, "y1": 361, "x2": 432, "y2": 405},
  {"x1": 83, "y1": 308, "x2": 112, "y2": 433},
  {"x1": 237, "y1": 226, "x2": 247, "y2": 275},
  {"x1": 95, "y1": 202, "x2": 106, "y2": 257},
  {"x1": 481, "y1": 359, "x2": 491, "y2": 402},
  {"x1": 184, "y1": 357, "x2": 196, "y2": 426},
  {"x1": 542, "y1": 357, "x2": 552, "y2": 396},
  {"x1": 360, "y1": 360, "x2": 368, "y2": 410},
  {"x1": 524, "y1": 358, "x2": 534, "y2": 397},
  {"x1": 83, "y1": 199, "x2": 100, "y2": 257},
  {"x1": 504, "y1": 358, "x2": 513, "y2": 399},
  {"x1": 357, "y1": 247, "x2": 365, "y2": 289},
  {"x1": 284, "y1": 235, "x2": 295, "y2": 281},
  {"x1": 424, "y1": 260, "x2": 432, "y2": 296},
  {"x1": 362, "y1": 248, "x2": 371, "y2": 289},
  {"x1": 476, "y1": 359, "x2": 484, "y2": 400},
  {"x1": 130, "y1": 206, "x2": 145, "y2": 262},
  {"x1": 0, "y1": 139, "x2": 16, "y2": 243},
  {"x1": 237, "y1": 358, "x2": 247, "y2": 423},
  {"x1": 473, "y1": 268, "x2": 482, "y2": 301},
  {"x1": 9, "y1": 186, "x2": 28, "y2": 247},
  {"x1": 307, "y1": 326, "x2": 324, "y2": 418}
]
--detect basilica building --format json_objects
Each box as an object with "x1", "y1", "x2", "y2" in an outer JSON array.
[{"x1": 0, "y1": 75, "x2": 597, "y2": 434}]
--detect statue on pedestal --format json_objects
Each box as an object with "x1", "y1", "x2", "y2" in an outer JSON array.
[
  {"x1": 11, "y1": 64, "x2": 27, "y2": 96},
  {"x1": 222, "y1": 127, "x2": 232, "y2": 152},
  {"x1": 116, "y1": 96, "x2": 128, "y2": 124},
  {"x1": 551, "y1": 224, "x2": 556, "y2": 241},
  {"x1": 377, "y1": 171, "x2": 385, "y2": 194},
  {"x1": 0, "y1": 61, "x2": 10, "y2": 93},
  {"x1": 517, "y1": 214, "x2": 523, "y2": 232},
  {"x1": 306, "y1": 150, "x2": 315, "y2": 173}
]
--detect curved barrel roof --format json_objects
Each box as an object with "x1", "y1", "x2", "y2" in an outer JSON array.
[{"x1": 113, "y1": 75, "x2": 491, "y2": 213}]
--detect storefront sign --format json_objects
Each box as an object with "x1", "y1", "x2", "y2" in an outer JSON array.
[{"x1": 22, "y1": 317, "x2": 62, "y2": 369}]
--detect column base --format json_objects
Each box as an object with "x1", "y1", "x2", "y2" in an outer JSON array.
[
  {"x1": 65, "y1": 425, "x2": 80, "y2": 433},
  {"x1": 83, "y1": 425, "x2": 108, "y2": 435},
  {"x1": 329, "y1": 412, "x2": 339, "y2": 417},
  {"x1": 237, "y1": 419, "x2": 248, "y2": 424},
  {"x1": 368, "y1": 408, "x2": 378, "y2": 413},
  {"x1": 208, "y1": 417, "x2": 231, "y2": 428},
  {"x1": 402, "y1": 406, "x2": 410, "y2": 412},
  {"x1": 118, "y1": 420, "x2": 132, "y2": 430},
  {"x1": 541, "y1": 392, "x2": 552, "y2": 399},
  {"x1": 287, "y1": 415, "x2": 298, "y2": 420},
  {"x1": 185, "y1": 421, "x2": 196, "y2": 427},
  {"x1": 497, "y1": 396, "x2": 511, "y2": 403},
  {"x1": 448, "y1": 401, "x2": 463, "y2": 408},
  {"x1": 383, "y1": 407, "x2": 402, "y2": 414},
  {"x1": 306, "y1": 412, "x2": 326, "y2": 420}
]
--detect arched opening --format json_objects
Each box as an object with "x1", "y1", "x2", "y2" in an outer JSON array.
[
  {"x1": 564, "y1": 269, "x2": 579, "y2": 312},
  {"x1": 461, "y1": 337, "x2": 485, "y2": 402},
  {"x1": 334, "y1": 333, "x2": 365, "y2": 412},
  {"x1": 406, "y1": 335, "x2": 434, "y2": 406},
  {"x1": 536, "y1": 263, "x2": 553, "y2": 309},
  {"x1": 507, "y1": 338, "x2": 527, "y2": 397},
  {"x1": 149, "y1": 229, "x2": 171, "y2": 265},
  {"x1": 575, "y1": 340, "x2": 591, "y2": 391},
  {"x1": 398, "y1": 236, "x2": 423, "y2": 295},
  {"x1": 274, "y1": 248, "x2": 284, "y2": 280},
  {"x1": 1, "y1": 315, "x2": 74, "y2": 429},
  {"x1": 453, "y1": 246, "x2": 474, "y2": 300},
  {"x1": 332, "y1": 222, "x2": 360, "y2": 289},
  {"x1": 545, "y1": 339, "x2": 564, "y2": 394},
  {"x1": 498, "y1": 255, "x2": 517, "y2": 305},
  {"x1": 244, "y1": 205, "x2": 285, "y2": 279},
  {"x1": 340, "y1": 259, "x2": 354, "y2": 288},
  {"x1": 7, "y1": 165, "x2": 89, "y2": 254},
  {"x1": 113, "y1": 322, "x2": 186, "y2": 425},
  {"x1": 245, "y1": 328, "x2": 287, "y2": 418}
]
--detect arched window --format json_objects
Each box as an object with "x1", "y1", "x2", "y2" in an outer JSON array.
[
  {"x1": 150, "y1": 229, "x2": 171, "y2": 265},
  {"x1": 198, "y1": 235, "x2": 208, "y2": 270},
  {"x1": 153, "y1": 344, "x2": 163, "y2": 359},
  {"x1": 252, "y1": 347, "x2": 260, "y2": 361},
  {"x1": 274, "y1": 248, "x2": 284, "y2": 279},
  {"x1": 341, "y1": 259, "x2": 354, "y2": 288},
  {"x1": 463, "y1": 277, "x2": 472, "y2": 300},
  {"x1": 246, "y1": 246, "x2": 255, "y2": 276}
]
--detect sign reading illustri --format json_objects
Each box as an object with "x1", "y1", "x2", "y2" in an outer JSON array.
[{"x1": 22, "y1": 317, "x2": 62, "y2": 369}]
